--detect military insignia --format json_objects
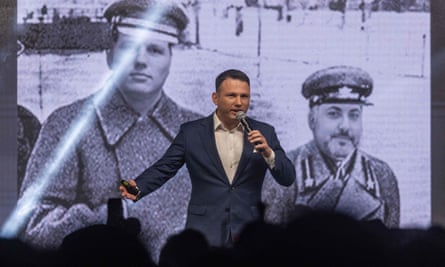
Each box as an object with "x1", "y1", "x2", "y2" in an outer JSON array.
[
  {"x1": 301, "y1": 158, "x2": 315, "y2": 189},
  {"x1": 336, "y1": 86, "x2": 360, "y2": 100},
  {"x1": 362, "y1": 156, "x2": 376, "y2": 194},
  {"x1": 366, "y1": 179, "x2": 375, "y2": 192},
  {"x1": 304, "y1": 177, "x2": 315, "y2": 188},
  {"x1": 338, "y1": 86, "x2": 353, "y2": 97},
  {"x1": 310, "y1": 95, "x2": 320, "y2": 104}
]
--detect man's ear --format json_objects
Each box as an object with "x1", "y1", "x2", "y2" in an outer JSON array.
[
  {"x1": 308, "y1": 109, "x2": 316, "y2": 130},
  {"x1": 212, "y1": 92, "x2": 218, "y2": 105}
]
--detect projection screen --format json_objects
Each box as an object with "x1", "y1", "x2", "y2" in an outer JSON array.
[{"x1": 1, "y1": 0, "x2": 436, "y2": 262}]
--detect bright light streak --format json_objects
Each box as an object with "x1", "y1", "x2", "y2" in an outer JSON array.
[{"x1": 1, "y1": 7, "x2": 166, "y2": 238}]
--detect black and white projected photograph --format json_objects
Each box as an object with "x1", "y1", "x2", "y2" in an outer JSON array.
[{"x1": 10, "y1": 0, "x2": 431, "y2": 263}]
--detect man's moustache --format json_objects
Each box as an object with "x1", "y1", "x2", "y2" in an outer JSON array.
[{"x1": 331, "y1": 134, "x2": 353, "y2": 141}]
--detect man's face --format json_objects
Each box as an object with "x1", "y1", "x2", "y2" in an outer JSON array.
[
  {"x1": 212, "y1": 78, "x2": 250, "y2": 129},
  {"x1": 309, "y1": 103, "x2": 363, "y2": 161},
  {"x1": 107, "y1": 33, "x2": 172, "y2": 96}
]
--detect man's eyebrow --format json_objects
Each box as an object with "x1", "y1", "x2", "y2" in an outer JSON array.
[
  {"x1": 326, "y1": 106, "x2": 342, "y2": 111},
  {"x1": 348, "y1": 106, "x2": 362, "y2": 112}
]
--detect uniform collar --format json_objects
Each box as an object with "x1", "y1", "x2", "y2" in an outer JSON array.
[
  {"x1": 94, "y1": 90, "x2": 177, "y2": 146},
  {"x1": 304, "y1": 141, "x2": 371, "y2": 189},
  {"x1": 318, "y1": 146, "x2": 357, "y2": 176}
]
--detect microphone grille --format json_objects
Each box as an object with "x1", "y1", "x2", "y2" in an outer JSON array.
[{"x1": 236, "y1": 111, "x2": 246, "y2": 121}]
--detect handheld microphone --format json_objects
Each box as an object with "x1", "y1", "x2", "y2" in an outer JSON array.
[
  {"x1": 236, "y1": 111, "x2": 264, "y2": 152},
  {"x1": 236, "y1": 111, "x2": 252, "y2": 132}
]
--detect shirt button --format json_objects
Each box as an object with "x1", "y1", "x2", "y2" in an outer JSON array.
[{"x1": 225, "y1": 207, "x2": 230, "y2": 212}]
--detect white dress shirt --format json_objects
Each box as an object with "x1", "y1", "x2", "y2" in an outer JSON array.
[{"x1": 213, "y1": 112, "x2": 275, "y2": 184}]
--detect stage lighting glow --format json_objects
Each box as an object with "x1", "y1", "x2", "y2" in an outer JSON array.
[{"x1": 1, "y1": 8, "x2": 165, "y2": 238}]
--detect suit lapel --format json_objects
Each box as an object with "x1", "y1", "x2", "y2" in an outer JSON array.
[
  {"x1": 232, "y1": 127, "x2": 255, "y2": 184},
  {"x1": 200, "y1": 116, "x2": 229, "y2": 183}
]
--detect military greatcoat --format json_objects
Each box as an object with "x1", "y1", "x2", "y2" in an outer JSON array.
[
  {"x1": 262, "y1": 140, "x2": 400, "y2": 228},
  {"x1": 19, "y1": 89, "x2": 202, "y2": 261}
]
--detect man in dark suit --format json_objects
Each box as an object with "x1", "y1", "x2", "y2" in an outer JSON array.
[{"x1": 121, "y1": 69, "x2": 296, "y2": 246}]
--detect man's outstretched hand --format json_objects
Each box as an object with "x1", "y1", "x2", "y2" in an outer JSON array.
[{"x1": 120, "y1": 179, "x2": 140, "y2": 201}]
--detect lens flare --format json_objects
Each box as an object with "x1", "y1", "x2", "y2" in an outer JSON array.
[{"x1": 1, "y1": 8, "x2": 167, "y2": 238}]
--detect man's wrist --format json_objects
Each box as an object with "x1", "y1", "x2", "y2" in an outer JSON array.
[
  {"x1": 134, "y1": 186, "x2": 142, "y2": 202},
  {"x1": 263, "y1": 150, "x2": 276, "y2": 169}
]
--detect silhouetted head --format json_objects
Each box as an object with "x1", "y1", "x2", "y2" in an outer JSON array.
[{"x1": 59, "y1": 224, "x2": 154, "y2": 267}]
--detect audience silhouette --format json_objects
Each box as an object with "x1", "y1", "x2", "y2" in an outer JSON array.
[
  {"x1": 0, "y1": 237, "x2": 59, "y2": 267},
  {"x1": 59, "y1": 223, "x2": 155, "y2": 267},
  {"x1": 3, "y1": 200, "x2": 444, "y2": 266},
  {"x1": 158, "y1": 229, "x2": 209, "y2": 267}
]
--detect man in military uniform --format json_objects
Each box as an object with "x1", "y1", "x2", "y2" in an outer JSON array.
[
  {"x1": 19, "y1": 0, "x2": 202, "y2": 262},
  {"x1": 263, "y1": 65, "x2": 400, "y2": 228}
]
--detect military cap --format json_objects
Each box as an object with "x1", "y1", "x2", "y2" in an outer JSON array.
[
  {"x1": 302, "y1": 65, "x2": 373, "y2": 107},
  {"x1": 103, "y1": 0, "x2": 189, "y2": 44}
]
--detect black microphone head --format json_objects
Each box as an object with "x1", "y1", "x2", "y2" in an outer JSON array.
[
  {"x1": 236, "y1": 111, "x2": 246, "y2": 121},
  {"x1": 235, "y1": 111, "x2": 252, "y2": 132}
]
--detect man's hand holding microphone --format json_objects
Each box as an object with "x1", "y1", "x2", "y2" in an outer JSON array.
[
  {"x1": 236, "y1": 111, "x2": 272, "y2": 157},
  {"x1": 120, "y1": 179, "x2": 141, "y2": 202}
]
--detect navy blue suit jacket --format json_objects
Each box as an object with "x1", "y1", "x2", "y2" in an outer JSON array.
[{"x1": 135, "y1": 114, "x2": 295, "y2": 246}]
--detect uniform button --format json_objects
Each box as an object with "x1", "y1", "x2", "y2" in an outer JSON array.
[
  {"x1": 225, "y1": 207, "x2": 230, "y2": 212},
  {"x1": 230, "y1": 186, "x2": 235, "y2": 191}
]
